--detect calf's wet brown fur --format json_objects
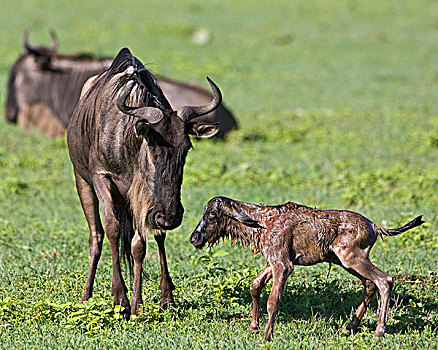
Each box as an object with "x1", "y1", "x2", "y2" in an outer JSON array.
[{"x1": 190, "y1": 196, "x2": 424, "y2": 341}]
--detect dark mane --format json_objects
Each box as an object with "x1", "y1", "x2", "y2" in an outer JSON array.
[
  {"x1": 85, "y1": 48, "x2": 166, "y2": 111},
  {"x1": 86, "y1": 48, "x2": 137, "y2": 99},
  {"x1": 209, "y1": 212, "x2": 261, "y2": 254}
]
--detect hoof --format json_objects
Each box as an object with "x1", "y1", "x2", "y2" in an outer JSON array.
[
  {"x1": 248, "y1": 325, "x2": 260, "y2": 334},
  {"x1": 120, "y1": 305, "x2": 131, "y2": 321},
  {"x1": 263, "y1": 330, "x2": 273, "y2": 342},
  {"x1": 131, "y1": 298, "x2": 143, "y2": 316},
  {"x1": 159, "y1": 296, "x2": 175, "y2": 309},
  {"x1": 346, "y1": 316, "x2": 360, "y2": 331},
  {"x1": 342, "y1": 327, "x2": 359, "y2": 336},
  {"x1": 374, "y1": 329, "x2": 386, "y2": 337},
  {"x1": 122, "y1": 311, "x2": 131, "y2": 321}
]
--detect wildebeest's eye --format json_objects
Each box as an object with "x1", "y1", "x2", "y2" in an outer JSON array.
[{"x1": 208, "y1": 213, "x2": 216, "y2": 220}]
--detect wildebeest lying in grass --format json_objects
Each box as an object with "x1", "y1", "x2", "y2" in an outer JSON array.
[
  {"x1": 190, "y1": 196, "x2": 424, "y2": 341},
  {"x1": 6, "y1": 30, "x2": 112, "y2": 137},
  {"x1": 6, "y1": 30, "x2": 237, "y2": 138}
]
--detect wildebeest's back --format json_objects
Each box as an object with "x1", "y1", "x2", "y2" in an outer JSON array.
[
  {"x1": 8, "y1": 53, "x2": 111, "y2": 128},
  {"x1": 262, "y1": 203, "x2": 375, "y2": 265}
]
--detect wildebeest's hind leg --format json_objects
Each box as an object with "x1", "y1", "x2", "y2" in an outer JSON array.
[
  {"x1": 335, "y1": 249, "x2": 393, "y2": 337},
  {"x1": 155, "y1": 231, "x2": 175, "y2": 308},
  {"x1": 249, "y1": 264, "x2": 273, "y2": 333},
  {"x1": 345, "y1": 275, "x2": 377, "y2": 333},
  {"x1": 74, "y1": 171, "x2": 104, "y2": 303},
  {"x1": 91, "y1": 174, "x2": 130, "y2": 318},
  {"x1": 130, "y1": 230, "x2": 145, "y2": 314}
]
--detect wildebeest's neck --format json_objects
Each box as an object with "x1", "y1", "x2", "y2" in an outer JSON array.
[
  {"x1": 219, "y1": 202, "x2": 264, "y2": 254},
  {"x1": 218, "y1": 201, "x2": 318, "y2": 255}
]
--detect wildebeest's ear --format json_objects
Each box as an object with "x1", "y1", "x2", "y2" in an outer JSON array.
[
  {"x1": 34, "y1": 54, "x2": 52, "y2": 71},
  {"x1": 223, "y1": 207, "x2": 261, "y2": 228},
  {"x1": 133, "y1": 120, "x2": 150, "y2": 138},
  {"x1": 232, "y1": 212, "x2": 261, "y2": 228},
  {"x1": 189, "y1": 122, "x2": 220, "y2": 138}
]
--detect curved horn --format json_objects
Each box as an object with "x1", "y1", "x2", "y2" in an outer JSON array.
[
  {"x1": 49, "y1": 29, "x2": 58, "y2": 51},
  {"x1": 22, "y1": 29, "x2": 34, "y2": 52},
  {"x1": 22, "y1": 29, "x2": 57, "y2": 54},
  {"x1": 116, "y1": 81, "x2": 164, "y2": 124},
  {"x1": 177, "y1": 76, "x2": 222, "y2": 122}
]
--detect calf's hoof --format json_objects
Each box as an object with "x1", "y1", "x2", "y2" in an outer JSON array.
[
  {"x1": 122, "y1": 310, "x2": 131, "y2": 321},
  {"x1": 248, "y1": 324, "x2": 260, "y2": 334},
  {"x1": 374, "y1": 327, "x2": 386, "y2": 337},
  {"x1": 263, "y1": 330, "x2": 273, "y2": 342}
]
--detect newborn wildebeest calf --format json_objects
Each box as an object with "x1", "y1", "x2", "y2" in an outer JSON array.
[{"x1": 190, "y1": 196, "x2": 424, "y2": 341}]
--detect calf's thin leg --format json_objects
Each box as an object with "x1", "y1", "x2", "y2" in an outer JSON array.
[
  {"x1": 263, "y1": 263, "x2": 293, "y2": 342},
  {"x1": 335, "y1": 249, "x2": 393, "y2": 337},
  {"x1": 74, "y1": 171, "x2": 104, "y2": 303},
  {"x1": 155, "y1": 231, "x2": 175, "y2": 308},
  {"x1": 92, "y1": 174, "x2": 130, "y2": 318},
  {"x1": 131, "y1": 230, "x2": 146, "y2": 314},
  {"x1": 355, "y1": 260, "x2": 393, "y2": 337},
  {"x1": 346, "y1": 278, "x2": 377, "y2": 331},
  {"x1": 249, "y1": 264, "x2": 273, "y2": 333}
]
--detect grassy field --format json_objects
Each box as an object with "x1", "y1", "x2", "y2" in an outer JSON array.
[{"x1": 0, "y1": 0, "x2": 437, "y2": 348}]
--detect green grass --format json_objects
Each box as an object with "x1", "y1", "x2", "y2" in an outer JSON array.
[{"x1": 0, "y1": 0, "x2": 437, "y2": 349}]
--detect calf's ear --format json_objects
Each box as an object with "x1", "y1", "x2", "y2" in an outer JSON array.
[
  {"x1": 235, "y1": 213, "x2": 260, "y2": 228},
  {"x1": 226, "y1": 210, "x2": 260, "y2": 228},
  {"x1": 189, "y1": 122, "x2": 220, "y2": 138}
]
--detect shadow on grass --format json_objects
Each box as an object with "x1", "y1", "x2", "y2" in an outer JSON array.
[
  {"x1": 271, "y1": 276, "x2": 437, "y2": 335},
  {"x1": 183, "y1": 272, "x2": 438, "y2": 336}
]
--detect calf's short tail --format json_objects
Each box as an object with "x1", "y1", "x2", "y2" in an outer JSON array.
[{"x1": 377, "y1": 215, "x2": 425, "y2": 237}]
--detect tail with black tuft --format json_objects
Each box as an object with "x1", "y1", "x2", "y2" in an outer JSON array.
[
  {"x1": 115, "y1": 206, "x2": 134, "y2": 279},
  {"x1": 377, "y1": 215, "x2": 425, "y2": 237}
]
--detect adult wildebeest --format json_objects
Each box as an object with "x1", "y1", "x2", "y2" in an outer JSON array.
[
  {"x1": 5, "y1": 30, "x2": 112, "y2": 137},
  {"x1": 6, "y1": 30, "x2": 237, "y2": 138},
  {"x1": 190, "y1": 196, "x2": 424, "y2": 341},
  {"x1": 67, "y1": 47, "x2": 222, "y2": 318}
]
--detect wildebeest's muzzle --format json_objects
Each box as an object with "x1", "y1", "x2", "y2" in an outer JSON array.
[
  {"x1": 147, "y1": 201, "x2": 184, "y2": 230},
  {"x1": 190, "y1": 220, "x2": 207, "y2": 249}
]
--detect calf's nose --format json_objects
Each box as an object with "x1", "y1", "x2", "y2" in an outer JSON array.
[{"x1": 190, "y1": 230, "x2": 206, "y2": 249}]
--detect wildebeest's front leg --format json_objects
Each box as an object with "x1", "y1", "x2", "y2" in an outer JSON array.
[
  {"x1": 74, "y1": 170, "x2": 104, "y2": 303},
  {"x1": 155, "y1": 231, "x2": 175, "y2": 307},
  {"x1": 263, "y1": 262, "x2": 293, "y2": 342},
  {"x1": 249, "y1": 264, "x2": 273, "y2": 333},
  {"x1": 92, "y1": 174, "x2": 130, "y2": 318},
  {"x1": 130, "y1": 230, "x2": 146, "y2": 314}
]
